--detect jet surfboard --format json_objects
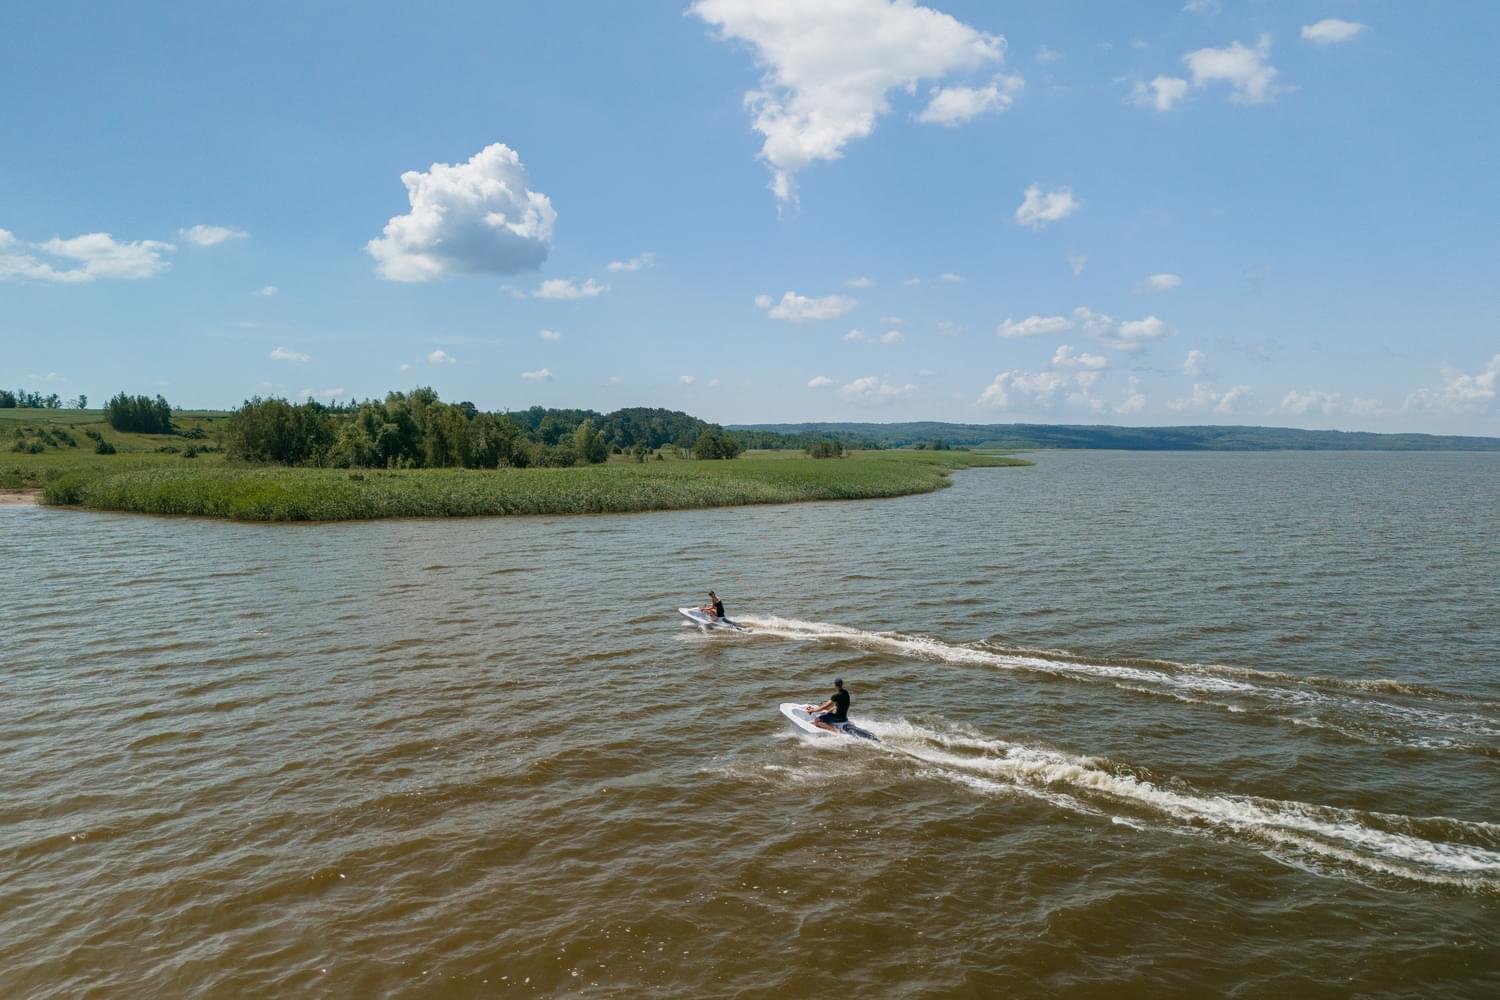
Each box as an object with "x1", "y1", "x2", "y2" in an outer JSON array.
[
  {"x1": 679, "y1": 607, "x2": 751, "y2": 633},
  {"x1": 778, "y1": 702, "x2": 879, "y2": 741}
]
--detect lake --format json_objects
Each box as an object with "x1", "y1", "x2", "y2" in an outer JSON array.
[{"x1": 2, "y1": 451, "x2": 1497, "y2": 997}]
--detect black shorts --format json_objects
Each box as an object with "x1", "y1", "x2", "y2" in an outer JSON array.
[{"x1": 818, "y1": 713, "x2": 847, "y2": 727}]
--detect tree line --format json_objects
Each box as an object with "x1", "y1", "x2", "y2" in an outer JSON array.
[
  {"x1": 221, "y1": 390, "x2": 751, "y2": 469},
  {"x1": 0, "y1": 390, "x2": 87, "y2": 409}
]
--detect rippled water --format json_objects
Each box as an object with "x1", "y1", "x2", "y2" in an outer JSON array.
[{"x1": 3, "y1": 451, "x2": 1498, "y2": 997}]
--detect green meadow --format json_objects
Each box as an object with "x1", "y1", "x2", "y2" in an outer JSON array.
[{"x1": 2, "y1": 410, "x2": 1027, "y2": 521}]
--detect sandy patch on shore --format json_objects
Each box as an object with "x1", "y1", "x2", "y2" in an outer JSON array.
[{"x1": 0, "y1": 490, "x2": 40, "y2": 506}]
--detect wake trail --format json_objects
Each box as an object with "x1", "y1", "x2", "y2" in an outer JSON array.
[
  {"x1": 850, "y1": 717, "x2": 1500, "y2": 894},
  {"x1": 737, "y1": 616, "x2": 1500, "y2": 751}
]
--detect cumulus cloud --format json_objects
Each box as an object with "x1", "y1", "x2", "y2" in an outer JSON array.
[
  {"x1": 691, "y1": 0, "x2": 1006, "y2": 202},
  {"x1": 1130, "y1": 75, "x2": 1189, "y2": 111},
  {"x1": 997, "y1": 314, "x2": 1072, "y2": 339},
  {"x1": 269, "y1": 346, "x2": 310, "y2": 363},
  {"x1": 900, "y1": 277, "x2": 922, "y2": 287},
  {"x1": 679, "y1": 374, "x2": 698, "y2": 385},
  {"x1": 915, "y1": 74, "x2": 1023, "y2": 125},
  {"x1": 366, "y1": 142, "x2": 555, "y2": 282},
  {"x1": 1168, "y1": 382, "x2": 1253, "y2": 414},
  {"x1": 539, "y1": 329, "x2": 562, "y2": 341},
  {"x1": 939, "y1": 272, "x2": 964, "y2": 283},
  {"x1": 606, "y1": 251, "x2": 656, "y2": 272},
  {"x1": 1116, "y1": 377, "x2": 1146, "y2": 415},
  {"x1": 1036, "y1": 45, "x2": 1061, "y2": 63},
  {"x1": 428, "y1": 349, "x2": 457, "y2": 365},
  {"x1": 978, "y1": 346, "x2": 1112, "y2": 412},
  {"x1": 845, "y1": 275, "x2": 876, "y2": 288},
  {"x1": 253, "y1": 285, "x2": 277, "y2": 297},
  {"x1": 1071, "y1": 307, "x2": 1173, "y2": 352},
  {"x1": 1183, "y1": 349, "x2": 1210, "y2": 378},
  {"x1": 1280, "y1": 389, "x2": 1344, "y2": 416},
  {"x1": 759, "y1": 290, "x2": 857, "y2": 322},
  {"x1": 0, "y1": 228, "x2": 174, "y2": 283},
  {"x1": 840, "y1": 375, "x2": 916, "y2": 406},
  {"x1": 532, "y1": 277, "x2": 608, "y2": 300},
  {"x1": 1404, "y1": 355, "x2": 1500, "y2": 413},
  {"x1": 844, "y1": 329, "x2": 872, "y2": 344},
  {"x1": 1302, "y1": 19, "x2": 1367, "y2": 45},
  {"x1": 1183, "y1": 35, "x2": 1281, "y2": 104},
  {"x1": 880, "y1": 315, "x2": 903, "y2": 325},
  {"x1": 1015, "y1": 184, "x2": 1080, "y2": 229},
  {"x1": 880, "y1": 330, "x2": 905, "y2": 344},
  {"x1": 1141, "y1": 273, "x2": 1182, "y2": 292},
  {"x1": 1051, "y1": 345, "x2": 1107, "y2": 371},
  {"x1": 521, "y1": 368, "x2": 554, "y2": 382},
  {"x1": 179, "y1": 224, "x2": 247, "y2": 247},
  {"x1": 298, "y1": 387, "x2": 344, "y2": 400},
  {"x1": 808, "y1": 375, "x2": 834, "y2": 388}
]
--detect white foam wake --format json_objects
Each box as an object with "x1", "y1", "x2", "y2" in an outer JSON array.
[{"x1": 865, "y1": 718, "x2": 1500, "y2": 893}]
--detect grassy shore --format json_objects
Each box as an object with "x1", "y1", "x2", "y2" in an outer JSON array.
[{"x1": 38, "y1": 450, "x2": 1025, "y2": 521}]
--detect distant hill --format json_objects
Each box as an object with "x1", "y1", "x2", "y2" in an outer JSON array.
[{"x1": 728, "y1": 422, "x2": 1500, "y2": 452}]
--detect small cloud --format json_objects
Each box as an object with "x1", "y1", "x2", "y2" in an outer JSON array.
[
  {"x1": 1183, "y1": 349, "x2": 1211, "y2": 377},
  {"x1": 845, "y1": 275, "x2": 876, "y2": 288},
  {"x1": 428, "y1": 349, "x2": 457, "y2": 365},
  {"x1": 252, "y1": 285, "x2": 278, "y2": 297},
  {"x1": 680, "y1": 374, "x2": 697, "y2": 385},
  {"x1": 1015, "y1": 184, "x2": 1080, "y2": 230},
  {"x1": 605, "y1": 251, "x2": 656, "y2": 272},
  {"x1": 1067, "y1": 252, "x2": 1087, "y2": 277},
  {"x1": 1, "y1": 229, "x2": 175, "y2": 283},
  {"x1": 918, "y1": 368, "x2": 936, "y2": 377},
  {"x1": 1140, "y1": 272, "x2": 1183, "y2": 292},
  {"x1": 935, "y1": 321, "x2": 961, "y2": 337},
  {"x1": 1116, "y1": 377, "x2": 1146, "y2": 415},
  {"x1": 840, "y1": 375, "x2": 916, "y2": 406},
  {"x1": 758, "y1": 290, "x2": 857, "y2": 322},
  {"x1": 1183, "y1": 0, "x2": 1219, "y2": 14},
  {"x1": 1301, "y1": 19, "x2": 1367, "y2": 45},
  {"x1": 997, "y1": 314, "x2": 1073, "y2": 339},
  {"x1": 1036, "y1": 45, "x2": 1062, "y2": 63},
  {"x1": 1168, "y1": 382, "x2": 1253, "y2": 414},
  {"x1": 1130, "y1": 75, "x2": 1189, "y2": 112},
  {"x1": 399, "y1": 363, "x2": 413, "y2": 372},
  {"x1": 298, "y1": 387, "x2": 344, "y2": 400},
  {"x1": 607, "y1": 376, "x2": 623, "y2": 385},
  {"x1": 844, "y1": 329, "x2": 872, "y2": 344},
  {"x1": 1183, "y1": 34, "x2": 1281, "y2": 104},
  {"x1": 179, "y1": 224, "x2": 248, "y2": 247},
  {"x1": 520, "y1": 368, "x2": 554, "y2": 381},
  {"x1": 915, "y1": 75, "x2": 1024, "y2": 126},
  {"x1": 269, "y1": 346, "x2": 310, "y2": 363},
  {"x1": 900, "y1": 277, "x2": 922, "y2": 287},
  {"x1": 532, "y1": 277, "x2": 608, "y2": 300},
  {"x1": 939, "y1": 272, "x2": 964, "y2": 284},
  {"x1": 880, "y1": 315, "x2": 903, "y2": 325},
  {"x1": 880, "y1": 330, "x2": 905, "y2": 344},
  {"x1": 1051, "y1": 345, "x2": 1107, "y2": 370},
  {"x1": 708, "y1": 377, "x2": 721, "y2": 387},
  {"x1": 539, "y1": 329, "x2": 562, "y2": 341},
  {"x1": 807, "y1": 375, "x2": 834, "y2": 388}
]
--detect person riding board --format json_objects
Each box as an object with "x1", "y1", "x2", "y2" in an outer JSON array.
[
  {"x1": 806, "y1": 678, "x2": 851, "y2": 733},
  {"x1": 700, "y1": 590, "x2": 725, "y2": 621}
]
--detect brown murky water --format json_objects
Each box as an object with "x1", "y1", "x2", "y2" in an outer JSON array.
[{"x1": 3, "y1": 452, "x2": 1498, "y2": 997}]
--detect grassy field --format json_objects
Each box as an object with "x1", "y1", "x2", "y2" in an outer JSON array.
[{"x1": 2, "y1": 409, "x2": 1027, "y2": 520}]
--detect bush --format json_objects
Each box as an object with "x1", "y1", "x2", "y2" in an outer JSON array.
[
  {"x1": 26, "y1": 440, "x2": 45, "y2": 454},
  {"x1": 105, "y1": 392, "x2": 173, "y2": 434},
  {"x1": 95, "y1": 439, "x2": 117, "y2": 455}
]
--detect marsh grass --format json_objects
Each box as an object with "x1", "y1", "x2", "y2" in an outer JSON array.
[{"x1": 40, "y1": 450, "x2": 1028, "y2": 521}]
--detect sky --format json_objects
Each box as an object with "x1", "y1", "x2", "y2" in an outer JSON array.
[{"x1": 2, "y1": 0, "x2": 1498, "y2": 433}]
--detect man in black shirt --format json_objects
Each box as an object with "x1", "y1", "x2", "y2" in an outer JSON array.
[
  {"x1": 807, "y1": 678, "x2": 851, "y2": 733},
  {"x1": 700, "y1": 590, "x2": 725, "y2": 621}
]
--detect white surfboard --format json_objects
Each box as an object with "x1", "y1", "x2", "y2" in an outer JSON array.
[
  {"x1": 678, "y1": 607, "x2": 751, "y2": 633},
  {"x1": 779, "y1": 702, "x2": 879, "y2": 741}
]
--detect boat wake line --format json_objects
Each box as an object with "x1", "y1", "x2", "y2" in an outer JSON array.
[
  {"x1": 786, "y1": 716, "x2": 1500, "y2": 894},
  {"x1": 737, "y1": 616, "x2": 1500, "y2": 754}
]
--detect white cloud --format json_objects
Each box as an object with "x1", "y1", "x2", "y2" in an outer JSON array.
[
  {"x1": 759, "y1": 290, "x2": 857, "y2": 322},
  {"x1": 1168, "y1": 382, "x2": 1253, "y2": 414},
  {"x1": 880, "y1": 315, "x2": 903, "y2": 325},
  {"x1": 935, "y1": 320, "x2": 960, "y2": 336},
  {"x1": 840, "y1": 374, "x2": 916, "y2": 406},
  {"x1": 1280, "y1": 389, "x2": 1343, "y2": 416},
  {"x1": 179, "y1": 224, "x2": 247, "y2": 247},
  {"x1": 1014, "y1": 184, "x2": 1080, "y2": 229},
  {"x1": 680, "y1": 374, "x2": 698, "y2": 385},
  {"x1": 997, "y1": 314, "x2": 1072, "y2": 339},
  {"x1": 532, "y1": 277, "x2": 608, "y2": 300},
  {"x1": 269, "y1": 346, "x2": 310, "y2": 363},
  {"x1": 915, "y1": 74, "x2": 1024, "y2": 126},
  {"x1": 844, "y1": 329, "x2": 871, "y2": 343},
  {"x1": 1141, "y1": 272, "x2": 1182, "y2": 292},
  {"x1": 1183, "y1": 35, "x2": 1281, "y2": 104},
  {"x1": 900, "y1": 277, "x2": 922, "y2": 287},
  {"x1": 253, "y1": 285, "x2": 277, "y2": 297},
  {"x1": 808, "y1": 375, "x2": 834, "y2": 388},
  {"x1": 366, "y1": 142, "x2": 554, "y2": 282},
  {"x1": 1183, "y1": 349, "x2": 1209, "y2": 377},
  {"x1": 605, "y1": 251, "x2": 656, "y2": 272},
  {"x1": 691, "y1": 0, "x2": 1006, "y2": 202},
  {"x1": 1404, "y1": 355, "x2": 1500, "y2": 413},
  {"x1": 1051, "y1": 345, "x2": 1107, "y2": 370},
  {"x1": 399, "y1": 363, "x2": 413, "y2": 372},
  {"x1": 1116, "y1": 377, "x2": 1146, "y2": 415},
  {"x1": 1130, "y1": 75, "x2": 1190, "y2": 112},
  {"x1": 939, "y1": 272, "x2": 964, "y2": 283},
  {"x1": 1183, "y1": 0, "x2": 1219, "y2": 14},
  {"x1": 428, "y1": 349, "x2": 457, "y2": 365},
  {"x1": 880, "y1": 330, "x2": 905, "y2": 344},
  {"x1": 521, "y1": 368, "x2": 554, "y2": 382},
  {"x1": 708, "y1": 378, "x2": 721, "y2": 387},
  {"x1": 845, "y1": 275, "x2": 876, "y2": 288},
  {"x1": 918, "y1": 368, "x2": 936, "y2": 377},
  {"x1": 1067, "y1": 252, "x2": 1087, "y2": 277},
  {"x1": 0, "y1": 228, "x2": 174, "y2": 283},
  {"x1": 1301, "y1": 19, "x2": 1367, "y2": 45},
  {"x1": 1036, "y1": 45, "x2": 1061, "y2": 63},
  {"x1": 539, "y1": 329, "x2": 562, "y2": 341},
  {"x1": 298, "y1": 387, "x2": 344, "y2": 400},
  {"x1": 1073, "y1": 307, "x2": 1173, "y2": 352}
]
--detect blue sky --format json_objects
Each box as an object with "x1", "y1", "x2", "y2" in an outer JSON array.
[{"x1": 3, "y1": 1, "x2": 1497, "y2": 433}]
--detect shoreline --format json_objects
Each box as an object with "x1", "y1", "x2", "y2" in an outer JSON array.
[{"x1": 0, "y1": 489, "x2": 40, "y2": 507}]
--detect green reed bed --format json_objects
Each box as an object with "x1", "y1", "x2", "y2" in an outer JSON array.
[{"x1": 41, "y1": 451, "x2": 1028, "y2": 521}]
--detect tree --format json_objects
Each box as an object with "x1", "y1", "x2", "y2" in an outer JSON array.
[
  {"x1": 105, "y1": 392, "x2": 174, "y2": 433},
  {"x1": 693, "y1": 427, "x2": 742, "y2": 460},
  {"x1": 0, "y1": 390, "x2": 15, "y2": 408},
  {"x1": 68, "y1": 394, "x2": 88, "y2": 409},
  {"x1": 572, "y1": 419, "x2": 608, "y2": 464}
]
